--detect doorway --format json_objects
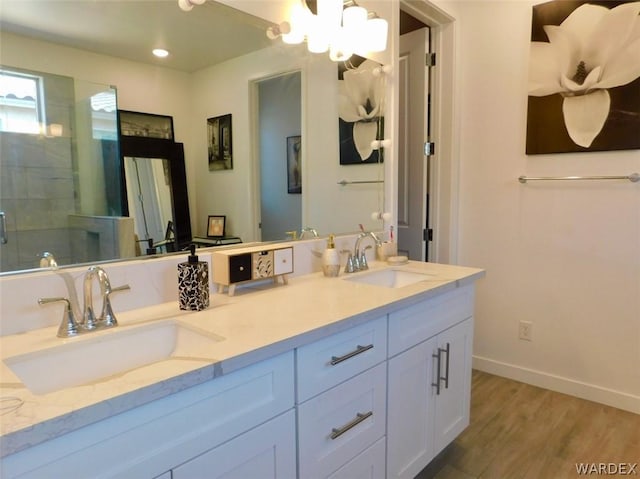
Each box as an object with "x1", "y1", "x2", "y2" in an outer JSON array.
[
  {"x1": 395, "y1": 1, "x2": 457, "y2": 265},
  {"x1": 255, "y1": 71, "x2": 302, "y2": 242},
  {"x1": 397, "y1": 12, "x2": 432, "y2": 262}
]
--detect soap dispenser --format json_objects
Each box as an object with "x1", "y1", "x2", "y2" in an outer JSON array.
[
  {"x1": 178, "y1": 244, "x2": 210, "y2": 311},
  {"x1": 322, "y1": 234, "x2": 340, "y2": 277}
]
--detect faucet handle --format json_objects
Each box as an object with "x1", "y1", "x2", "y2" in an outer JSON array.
[
  {"x1": 38, "y1": 297, "x2": 79, "y2": 338},
  {"x1": 340, "y1": 250, "x2": 355, "y2": 273},
  {"x1": 101, "y1": 284, "x2": 130, "y2": 328},
  {"x1": 360, "y1": 246, "x2": 372, "y2": 271}
]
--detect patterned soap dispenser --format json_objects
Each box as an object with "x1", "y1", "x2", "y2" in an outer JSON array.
[{"x1": 178, "y1": 244, "x2": 210, "y2": 311}]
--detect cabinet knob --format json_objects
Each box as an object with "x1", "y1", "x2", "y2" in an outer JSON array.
[{"x1": 239, "y1": 266, "x2": 244, "y2": 271}]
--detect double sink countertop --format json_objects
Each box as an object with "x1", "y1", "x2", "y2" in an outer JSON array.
[{"x1": 0, "y1": 261, "x2": 484, "y2": 457}]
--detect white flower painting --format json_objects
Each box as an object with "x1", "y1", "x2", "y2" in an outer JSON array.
[
  {"x1": 526, "y1": 0, "x2": 640, "y2": 154},
  {"x1": 338, "y1": 57, "x2": 385, "y2": 164}
]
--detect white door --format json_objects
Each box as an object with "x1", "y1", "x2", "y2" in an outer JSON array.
[
  {"x1": 397, "y1": 27, "x2": 430, "y2": 261},
  {"x1": 387, "y1": 336, "x2": 438, "y2": 479},
  {"x1": 434, "y1": 318, "x2": 473, "y2": 455}
]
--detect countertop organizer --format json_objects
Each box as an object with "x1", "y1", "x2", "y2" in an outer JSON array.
[{"x1": 212, "y1": 244, "x2": 294, "y2": 296}]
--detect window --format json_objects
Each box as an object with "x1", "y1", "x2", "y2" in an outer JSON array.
[
  {"x1": 0, "y1": 70, "x2": 45, "y2": 134},
  {"x1": 90, "y1": 90, "x2": 118, "y2": 140}
]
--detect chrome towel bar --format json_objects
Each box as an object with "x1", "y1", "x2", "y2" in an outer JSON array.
[
  {"x1": 518, "y1": 173, "x2": 639, "y2": 184},
  {"x1": 337, "y1": 179, "x2": 384, "y2": 186}
]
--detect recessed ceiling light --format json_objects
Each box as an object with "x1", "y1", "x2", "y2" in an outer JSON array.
[{"x1": 153, "y1": 48, "x2": 170, "y2": 58}]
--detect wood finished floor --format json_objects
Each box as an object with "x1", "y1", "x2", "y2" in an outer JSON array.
[{"x1": 416, "y1": 370, "x2": 640, "y2": 479}]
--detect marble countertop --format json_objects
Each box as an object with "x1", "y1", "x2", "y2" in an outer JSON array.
[{"x1": 0, "y1": 261, "x2": 484, "y2": 457}]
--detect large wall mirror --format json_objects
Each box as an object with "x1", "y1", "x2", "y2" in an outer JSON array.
[{"x1": 0, "y1": 0, "x2": 387, "y2": 275}]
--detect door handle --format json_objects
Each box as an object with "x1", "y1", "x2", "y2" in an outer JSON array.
[
  {"x1": 431, "y1": 349, "x2": 442, "y2": 395},
  {"x1": 0, "y1": 211, "x2": 7, "y2": 244}
]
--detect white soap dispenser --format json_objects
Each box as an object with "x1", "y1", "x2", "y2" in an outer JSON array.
[{"x1": 322, "y1": 234, "x2": 340, "y2": 277}]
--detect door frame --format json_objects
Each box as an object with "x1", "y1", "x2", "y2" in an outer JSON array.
[{"x1": 394, "y1": 0, "x2": 458, "y2": 264}]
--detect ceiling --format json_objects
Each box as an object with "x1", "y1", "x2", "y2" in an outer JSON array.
[{"x1": 0, "y1": 0, "x2": 274, "y2": 72}]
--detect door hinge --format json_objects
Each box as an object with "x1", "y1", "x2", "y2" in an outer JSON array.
[
  {"x1": 423, "y1": 229, "x2": 433, "y2": 241},
  {"x1": 425, "y1": 52, "x2": 436, "y2": 67},
  {"x1": 424, "y1": 142, "x2": 435, "y2": 156}
]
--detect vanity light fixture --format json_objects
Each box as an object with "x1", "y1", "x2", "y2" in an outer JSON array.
[
  {"x1": 152, "y1": 48, "x2": 170, "y2": 58},
  {"x1": 177, "y1": 0, "x2": 205, "y2": 12},
  {"x1": 265, "y1": 0, "x2": 388, "y2": 61}
]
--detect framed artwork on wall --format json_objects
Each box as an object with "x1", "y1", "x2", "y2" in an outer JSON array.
[
  {"x1": 526, "y1": 0, "x2": 640, "y2": 154},
  {"x1": 338, "y1": 55, "x2": 385, "y2": 165},
  {"x1": 118, "y1": 110, "x2": 174, "y2": 140},
  {"x1": 207, "y1": 114, "x2": 233, "y2": 170},
  {"x1": 287, "y1": 135, "x2": 302, "y2": 194}
]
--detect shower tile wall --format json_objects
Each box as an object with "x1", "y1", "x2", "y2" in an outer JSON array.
[{"x1": 0, "y1": 71, "x2": 76, "y2": 272}]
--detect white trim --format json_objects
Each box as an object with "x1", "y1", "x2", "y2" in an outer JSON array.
[{"x1": 473, "y1": 355, "x2": 640, "y2": 415}]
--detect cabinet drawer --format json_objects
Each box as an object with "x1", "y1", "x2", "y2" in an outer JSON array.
[
  {"x1": 274, "y1": 247, "x2": 293, "y2": 275},
  {"x1": 388, "y1": 285, "x2": 473, "y2": 357},
  {"x1": 327, "y1": 437, "x2": 386, "y2": 479},
  {"x1": 297, "y1": 316, "x2": 387, "y2": 402},
  {"x1": 252, "y1": 250, "x2": 274, "y2": 278},
  {"x1": 172, "y1": 410, "x2": 296, "y2": 479},
  {"x1": 298, "y1": 363, "x2": 386, "y2": 479},
  {"x1": 229, "y1": 253, "x2": 252, "y2": 283}
]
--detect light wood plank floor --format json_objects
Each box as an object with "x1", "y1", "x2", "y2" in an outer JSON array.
[{"x1": 417, "y1": 370, "x2": 640, "y2": 479}]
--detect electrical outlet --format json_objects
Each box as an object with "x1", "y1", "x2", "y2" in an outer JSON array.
[{"x1": 519, "y1": 321, "x2": 533, "y2": 341}]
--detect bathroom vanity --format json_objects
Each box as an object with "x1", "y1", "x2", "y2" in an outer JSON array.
[{"x1": 0, "y1": 261, "x2": 483, "y2": 478}]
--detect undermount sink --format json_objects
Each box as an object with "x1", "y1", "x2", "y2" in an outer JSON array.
[
  {"x1": 344, "y1": 268, "x2": 438, "y2": 289},
  {"x1": 4, "y1": 320, "x2": 224, "y2": 395}
]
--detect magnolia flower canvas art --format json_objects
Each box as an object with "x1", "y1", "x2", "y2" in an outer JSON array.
[
  {"x1": 338, "y1": 56, "x2": 385, "y2": 164},
  {"x1": 526, "y1": 0, "x2": 640, "y2": 154}
]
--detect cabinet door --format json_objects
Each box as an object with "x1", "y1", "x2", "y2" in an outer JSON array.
[
  {"x1": 434, "y1": 318, "x2": 473, "y2": 455},
  {"x1": 172, "y1": 410, "x2": 296, "y2": 479},
  {"x1": 387, "y1": 336, "x2": 437, "y2": 479}
]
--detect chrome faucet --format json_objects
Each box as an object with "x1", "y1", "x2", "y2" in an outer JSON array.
[
  {"x1": 299, "y1": 227, "x2": 319, "y2": 239},
  {"x1": 346, "y1": 231, "x2": 381, "y2": 273},
  {"x1": 39, "y1": 251, "x2": 58, "y2": 268},
  {"x1": 38, "y1": 265, "x2": 130, "y2": 338}
]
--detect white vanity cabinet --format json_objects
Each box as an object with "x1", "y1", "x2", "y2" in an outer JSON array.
[
  {"x1": 386, "y1": 286, "x2": 474, "y2": 479},
  {"x1": 1, "y1": 275, "x2": 480, "y2": 479}
]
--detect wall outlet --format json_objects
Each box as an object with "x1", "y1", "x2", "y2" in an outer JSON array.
[{"x1": 519, "y1": 321, "x2": 533, "y2": 341}]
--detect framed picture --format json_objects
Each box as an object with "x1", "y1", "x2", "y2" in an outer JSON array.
[
  {"x1": 526, "y1": 0, "x2": 640, "y2": 154},
  {"x1": 207, "y1": 215, "x2": 226, "y2": 238},
  {"x1": 207, "y1": 114, "x2": 233, "y2": 171},
  {"x1": 118, "y1": 110, "x2": 174, "y2": 140},
  {"x1": 337, "y1": 55, "x2": 385, "y2": 165},
  {"x1": 286, "y1": 135, "x2": 302, "y2": 194}
]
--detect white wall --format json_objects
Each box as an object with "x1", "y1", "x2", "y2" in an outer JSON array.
[{"x1": 436, "y1": 0, "x2": 640, "y2": 412}]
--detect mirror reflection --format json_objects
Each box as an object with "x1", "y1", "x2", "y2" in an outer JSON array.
[
  {"x1": 0, "y1": 66, "x2": 122, "y2": 272},
  {"x1": 124, "y1": 157, "x2": 174, "y2": 254},
  {"x1": 0, "y1": 0, "x2": 386, "y2": 275}
]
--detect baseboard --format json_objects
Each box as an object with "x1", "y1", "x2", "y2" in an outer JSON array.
[{"x1": 473, "y1": 355, "x2": 640, "y2": 415}]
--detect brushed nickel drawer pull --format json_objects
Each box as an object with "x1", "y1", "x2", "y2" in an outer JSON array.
[
  {"x1": 330, "y1": 411, "x2": 373, "y2": 440},
  {"x1": 330, "y1": 344, "x2": 374, "y2": 365}
]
